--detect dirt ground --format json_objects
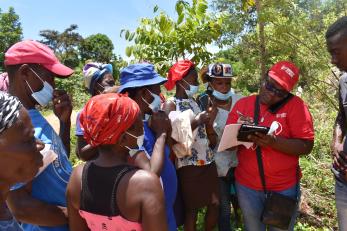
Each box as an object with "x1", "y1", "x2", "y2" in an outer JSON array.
[{"x1": 44, "y1": 110, "x2": 78, "y2": 133}]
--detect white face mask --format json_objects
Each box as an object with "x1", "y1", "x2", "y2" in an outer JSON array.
[
  {"x1": 180, "y1": 79, "x2": 199, "y2": 98},
  {"x1": 25, "y1": 68, "x2": 54, "y2": 106},
  {"x1": 212, "y1": 89, "x2": 233, "y2": 101},
  {"x1": 142, "y1": 89, "x2": 161, "y2": 113},
  {"x1": 125, "y1": 131, "x2": 144, "y2": 156}
]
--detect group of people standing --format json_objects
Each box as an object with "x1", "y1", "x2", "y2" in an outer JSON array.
[{"x1": 0, "y1": 16, "x2": 347, "y2": 231}]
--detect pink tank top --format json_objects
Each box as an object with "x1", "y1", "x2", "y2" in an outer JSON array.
[
  {"x1": 79, "y1": 163, "x2": 142, "y2": 231},
  {"x1": 79, "y1": 210, "x2": 142, "y2": 231}
]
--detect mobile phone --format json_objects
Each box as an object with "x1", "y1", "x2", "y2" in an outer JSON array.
[{"x1": 237, "y1": 124, "x2": 270, "y2": 142}]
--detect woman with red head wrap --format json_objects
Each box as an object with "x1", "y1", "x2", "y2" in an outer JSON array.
[{"x1": 67, "y1": 93, "x2": 168, "y2": 231}]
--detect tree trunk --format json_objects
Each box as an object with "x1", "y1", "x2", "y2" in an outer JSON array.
[{"x1": 256, "y1": 0, "x2": 266, "y2": 80}]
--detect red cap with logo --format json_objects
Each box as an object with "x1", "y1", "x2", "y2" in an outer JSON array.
[
  {"x1": 4, "y1": 40, "x2": 74, "y2": 77},
  {"x1": 268, "y1": 61, "x2": 299, "y2": 92}
]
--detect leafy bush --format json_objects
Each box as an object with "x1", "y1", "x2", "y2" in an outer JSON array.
[{"x1": 55, "y1": 67, "x2": 89, "y2": 108}]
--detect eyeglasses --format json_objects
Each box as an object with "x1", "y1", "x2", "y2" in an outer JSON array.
[{"x1": 263, "y1": 78, "x2": 288, "y2": 98}]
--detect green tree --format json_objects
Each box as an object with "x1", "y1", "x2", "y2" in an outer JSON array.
[
  {"x1": 0, "y1": 7, "x2": 23, "y2": 70},
  {"x1": 213, "y1": 0, "x2": 344, "y2": 106},
  {"x1": 121, "y1": 0, "x2": 225, "y2": 75},
  {"x1": 212, "y1": 0, "x2": 347, "y2": 229},
  {"x1": 39, "y1": 24, "x2": 82, "y2": 68},
  {"x1": 79, "y1": 33, "x2": 114, "y2": 63},
  {"x1": 110, "y1": 55, "x2": 128, "y2": 81}
]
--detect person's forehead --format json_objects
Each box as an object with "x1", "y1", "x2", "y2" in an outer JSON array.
[
  {"x1": 185, "y1": 72, "x2": 197, "y2": 81},
  {"x1": 102, "y1": 73, "x2": 114, "y2": 79},
  {"x1": 0, "y1": 115, "x2": 29, "y2": 144},
  {"x1": 211, "y1": 77, "x2": 231, "y2": 83},
  {"x1": 146, "y1": 84, "x2": 161, "y2": 91}
]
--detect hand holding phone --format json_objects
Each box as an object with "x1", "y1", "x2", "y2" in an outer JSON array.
[{"x1": 237, "y1": 124, "x2": 270, "y2": 142}]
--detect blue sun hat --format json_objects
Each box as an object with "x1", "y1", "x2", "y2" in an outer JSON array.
[{"x1": 118, "y1": 63, "x2": 167, "y2": 93}]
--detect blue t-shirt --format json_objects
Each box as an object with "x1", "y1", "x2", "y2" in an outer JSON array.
[
  {"x1": 20, "y1": 109, "x2": 72, "y2": 231},
  {"x1": 143, "y1": 121, "x2": 177, "y2": 231}
]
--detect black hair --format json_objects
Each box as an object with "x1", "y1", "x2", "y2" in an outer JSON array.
[{"x1": 326, "y1": 16, "x2": 347, "y2": 40}]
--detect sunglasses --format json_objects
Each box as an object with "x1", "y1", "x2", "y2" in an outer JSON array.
[{"x1": 263, "y1": 78, "x2": 288, "y2": 98}]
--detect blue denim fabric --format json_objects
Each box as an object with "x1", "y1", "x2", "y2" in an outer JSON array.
[
  {"x1": 236, "y1": 182, "x2": 300, "y2": 231},
  {"x1": 0, "y1": 219, "x2": 23, "y2": 231},
  {"x1": 335, "y1": 178, "x2": 347, "y2": 230}
]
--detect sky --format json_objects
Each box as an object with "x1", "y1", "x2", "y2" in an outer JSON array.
[{"x1": 1, "y1": 0, "x2": 218, "y2": 60}]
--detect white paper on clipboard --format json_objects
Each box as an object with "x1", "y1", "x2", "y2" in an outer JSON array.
[
  {"x1": 217, "y1": 124, "x2": 253, "y2": 152},
  {"x1": 36, "y1": 144, "x2": 58, "y2": 177}
]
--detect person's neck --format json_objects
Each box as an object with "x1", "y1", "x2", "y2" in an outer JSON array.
[
  {"x1": 93, "y1": 145, "x2": 128, "y2": 167},
  {"x1": 9, "y1": 88, "x2": 36, "y2": 110}
]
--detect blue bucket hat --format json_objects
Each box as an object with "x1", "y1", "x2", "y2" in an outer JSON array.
[{"x1": 118, "y1": 63, "x2": 167, "y2": 93}]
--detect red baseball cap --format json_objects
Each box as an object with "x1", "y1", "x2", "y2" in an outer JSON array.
[
  {"x1": 5, "y1": 40, "x2": 74, "y2": 77},
  {"x1": 268, "y1": 61, "x2": 299, "y2": 92}
]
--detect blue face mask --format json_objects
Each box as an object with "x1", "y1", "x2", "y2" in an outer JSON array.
[
  {"x1": 26, "y1": 68, "x2": 54, "y2": 107},
  {"x1": 125, "y1": 131, "x2": 144, "y2": 157},
  {"x1": 180, "y1": 79, "x2": 199, "y2": 98},
  {"x1": 212, "y1": 89, "x2": 233, "y2": 101},
  {"x1": 142, "y1": 89, "x2": 162, "y2": 113}
]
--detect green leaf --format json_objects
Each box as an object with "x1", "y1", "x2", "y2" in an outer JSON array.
[
  {"x1": 197, "y1": 2, "x2": 207, "y2": 17},
  {"x1": 125, "y1": 46, "x2": 132, "y2": 57},
  {"x1": 125, "y1": 30, "x2": 130, "y2": 40},
  {"x1": 177, "y1": 14, "x2": 184, "y2": 25},
  {"x1": 128, "y1": 32, "x2": 135, "y2": 41},
  {"x1": 175, "y1": 1, "x2": 184, "y2": 16},
  {"x1": 153, "y1": 5, "x2": 159, "y2": 13}
]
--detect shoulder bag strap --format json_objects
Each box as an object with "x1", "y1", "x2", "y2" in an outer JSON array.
[{"x1": 254, "y1": 96, "x2": 267, "y2": 193}]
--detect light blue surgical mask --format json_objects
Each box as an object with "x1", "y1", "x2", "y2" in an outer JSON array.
[
  {"x1": 142, "y1": 89, "x2": 161, "y2": 113},
  {"x1": 26, "y1": 68, "x2": 54, "y2": 107},
  {"x1": 180, "y1": 79, "x2": 199, "y2": 98},
  {"x1": 125, "y1": 131, "x2": 144, "y2": 157},
  {"x1": 212, "y1": 89, "x2": 233, "y2": 101}
]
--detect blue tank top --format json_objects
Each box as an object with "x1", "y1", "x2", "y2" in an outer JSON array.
[{"x1": 143, "y1": 121, "x2": 177, "y2": 231}]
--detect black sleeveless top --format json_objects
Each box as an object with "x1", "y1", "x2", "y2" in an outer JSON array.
[{"x1": 80, "y1": 162, "x2": 137, "y2": 216}]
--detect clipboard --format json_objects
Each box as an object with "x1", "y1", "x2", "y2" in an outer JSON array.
[{"x1": 217, "y1": 124, "x2": 253, "y2": 152}]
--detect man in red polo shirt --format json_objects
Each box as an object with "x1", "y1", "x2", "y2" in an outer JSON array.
[{"x1": 226, "y1": 61, "x2": 314, "y2": 231}]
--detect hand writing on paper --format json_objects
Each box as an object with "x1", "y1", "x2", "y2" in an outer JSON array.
[{"x1": 236, "y1": 111, "x2": 254, "y2": 124}]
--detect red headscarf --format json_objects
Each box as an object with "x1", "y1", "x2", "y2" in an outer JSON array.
[
  {"x1": 80, "y1": 93, "x2": 140, "y2": 147},
  {"x1": 164, "y1": 60, "x2": 195, "y2": 91}
]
